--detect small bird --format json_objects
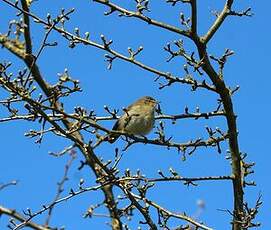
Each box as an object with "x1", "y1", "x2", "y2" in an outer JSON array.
[{"x1": 108, "y1": 96, "x2": 158, "y2": 143}]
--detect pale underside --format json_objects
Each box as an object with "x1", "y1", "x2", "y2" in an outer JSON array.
[{"x1": 115, "y1": 105, "x2": 155, "y2": 135}]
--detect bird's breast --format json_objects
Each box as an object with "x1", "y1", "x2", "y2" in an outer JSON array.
[{"x1": 123, "y1": 110, "x2": 155, "y2": 135}]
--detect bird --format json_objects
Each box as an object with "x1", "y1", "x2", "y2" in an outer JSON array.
[{"x1": 108, "y1": 96, "x2": 158, "y2": 143}]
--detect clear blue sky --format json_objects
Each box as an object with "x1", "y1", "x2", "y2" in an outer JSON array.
[{"x1": 1, "y1": 0, "x2": 270, "y2": 229}]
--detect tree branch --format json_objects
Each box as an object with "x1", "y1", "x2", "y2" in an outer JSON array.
[
  {"x1": 93, "y1": 0, "x2": 190, "y2": 37},
  {"x1": 130, "y1": 192, "x2": 213, "y2": 230},
  {"x1": 190, "y1": 1, "x2": 244, "y2": 227},
  {"x1": 202, "y1": 0, "x2": 233, "y2": 44},
  {"x1": 0, "y1": 0, "x2": 216, "y2": 93},
  {"x1": 1, "y1": 1, "x2": 123, "y2": 228},
  {"x1": 21, "y1": 0, "x2": 32, "y2": 53},
  {"x1": 0, "y1": 206, "x2": 50, "y2": 230}
]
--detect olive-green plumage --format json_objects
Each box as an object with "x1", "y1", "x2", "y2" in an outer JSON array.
[{"x1": 108, "y1": 96, "x2": 157, "y2": 143}]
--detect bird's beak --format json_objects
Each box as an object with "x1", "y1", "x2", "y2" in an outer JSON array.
[{"x1": 155, "y1": 100, "x2": 161, "y2": 105}]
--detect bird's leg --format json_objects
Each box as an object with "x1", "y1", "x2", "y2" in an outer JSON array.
[{"x1": 139, "y1": 134, "x2": 148, "y2": 143}]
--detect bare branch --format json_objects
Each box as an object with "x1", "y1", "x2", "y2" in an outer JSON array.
[
  {"x1": 0, "y1": 206, "x2": 50, "y2": 230},
  {"x1": 130, "y1": 192, "x2": 213, "y2": 230},
  {"x1": 202, "y1": 0, "x2": 234, "y2": 44},
  {"x1": 44, "y1": 152, "x2": 76, "y2": 226},
  {"x1": 0, "y1": 180, "x2": 18, "y2": 191},
  {"x1": 93, "y1": 0, "x2": 190, "y2": 37}
]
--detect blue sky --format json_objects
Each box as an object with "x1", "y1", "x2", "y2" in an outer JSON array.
[{"x1": 1, "y1": 0, "x2": 270, "y2": 229}]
